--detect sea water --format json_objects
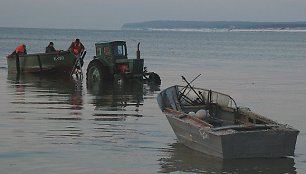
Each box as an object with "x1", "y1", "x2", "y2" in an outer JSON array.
[{"x1": 0, "y1": 27, "x2": 306, "y2": 173}]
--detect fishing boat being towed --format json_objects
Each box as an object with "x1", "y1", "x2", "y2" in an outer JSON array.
[
  {"x1": 157, "y1": 76, "x2": 299, "y2": 159},
  {"x1": 7, "y1": 51, "x2": 83, "y2": 75}
]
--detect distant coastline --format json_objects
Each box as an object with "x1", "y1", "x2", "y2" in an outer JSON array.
[{"x1": 122, "y1": 20, "x2": 306, "y2": 31}]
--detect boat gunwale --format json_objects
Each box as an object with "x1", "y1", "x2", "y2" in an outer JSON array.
[
  {"x1": 7, "y1": 51, "x2": 76, "y2": 59},
  {"x1": 175, "y1": 85, "x2": 238, "y2": 110},
  {"x1": 163, "y1": 107, "x2": 294, "y2": 133},
  {"x1": 164, "y1": 108, "x2": 213, "y2": 128}
]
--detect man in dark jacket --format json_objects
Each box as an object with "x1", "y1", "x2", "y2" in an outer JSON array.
[{"x1": 45, "y1": 42, "x2": 57, "y2": 53}]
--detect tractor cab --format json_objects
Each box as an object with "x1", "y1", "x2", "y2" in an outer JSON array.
[
  {"x1": 95, "y1": 41, "x2": 128, "y2": 62},
  {"x1": 93, "y1": 41, "x2": 144, "y2": 76}
]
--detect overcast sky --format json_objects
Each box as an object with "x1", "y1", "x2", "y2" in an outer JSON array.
[{"x1": 0, "y1": 0, "x2": 306, "y2": 30}]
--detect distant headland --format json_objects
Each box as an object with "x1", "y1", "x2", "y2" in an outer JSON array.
[{"x1": 121, "y1": 20, "x2": 306, "y2": 31}]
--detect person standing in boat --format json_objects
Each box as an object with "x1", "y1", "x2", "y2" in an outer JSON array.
[
  {"x1": 45, "y1": 42, "x2": 57, "y2": 53},
  {"x1": 11, "y1": 44, "x2": 27, "y2": 55},
  {"x1": 68, "y1": 38, "x2": 85, "y2": 56}
]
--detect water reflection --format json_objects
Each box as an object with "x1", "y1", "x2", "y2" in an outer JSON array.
[
  {"x1": 159, "y1": 143, "x2": 296, "y2": 174},
  {"x1": 5, "y1": 73, "x2": 161, "y2": 147},
  {"x1": 87, "y1": 78, "x2": 160, "y2": 121},
  {"x1": 7, "y1": 73, "x2": 83, "y2": 118}
]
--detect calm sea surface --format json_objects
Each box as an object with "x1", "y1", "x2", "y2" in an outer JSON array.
[{"x1": 0, "y1": 27, "x2": 306, "y2": 174}]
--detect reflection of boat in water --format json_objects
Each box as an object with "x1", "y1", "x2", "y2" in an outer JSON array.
[
  {"x1": 7, "y1": 73, "x2": 81, "y2": 94},
  {"x1": 87, "y1": 79, "x2": 160, "y2": 121},
  {"x1": 159, "y1": 143, "x2": 296, "y2": 174},
  {"x1": 7, "y1": 73, "x2": 83, "y2": 115}
]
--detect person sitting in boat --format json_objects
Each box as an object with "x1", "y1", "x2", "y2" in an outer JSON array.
[
  {"x1": 11, "y1": 44, "x2": 27, "y2": 55},
  {"x1": 45, "y1": 42, "x2": 58, "y2": 53},
  {"x1": 68, "y1": 38, "x2": 85, "y2": 56}
]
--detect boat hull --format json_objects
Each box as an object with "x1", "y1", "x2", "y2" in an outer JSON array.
[
  {"x1": 7, "y1": 51, "x2": 76, "y2": 74},
  {"x1": 165, "y1": 112, "x2": 299, "y2": 159}
]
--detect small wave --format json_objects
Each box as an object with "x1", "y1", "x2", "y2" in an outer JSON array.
[{"x1": 46, "y1": 117, "x2": 82, "y2": 121}]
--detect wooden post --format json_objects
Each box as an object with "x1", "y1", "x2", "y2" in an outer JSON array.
[
  {"x1": 16, "y1": 54, "x2": 20, "y2": 74},
  {"x1": 37, "y1": 55, "x2": 43, "y2": 72},
  {"x1": 136, "y1": 42, "x2": 140, "y2": 59}
]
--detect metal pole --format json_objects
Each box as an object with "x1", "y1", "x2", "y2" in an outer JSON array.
[{"x1": 181, "y1": 75, "x2": 204, "y2": 104}]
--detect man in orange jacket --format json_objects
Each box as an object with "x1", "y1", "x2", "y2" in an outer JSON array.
[
  {"x1": 68, "y1": 39, "x2": 85, "y2": 56},
  {"x1": 11, "y1": 44, "x2": 27, "y2": 55}
]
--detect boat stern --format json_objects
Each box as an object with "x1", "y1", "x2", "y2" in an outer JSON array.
[{"x1": 219, "y1": 127, "x2": 299, "y2": 159}]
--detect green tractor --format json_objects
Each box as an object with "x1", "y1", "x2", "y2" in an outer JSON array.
[{"x1": 86, "y1": 41, "x2": 161, "y2": 86}]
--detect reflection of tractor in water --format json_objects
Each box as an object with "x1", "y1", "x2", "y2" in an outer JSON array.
[
  {"x1": 86, "y1": 41, "x2": 161, "y2": 86},
  {"x1": 87, "y1": 78, "x2": 160, "y2": 121}
]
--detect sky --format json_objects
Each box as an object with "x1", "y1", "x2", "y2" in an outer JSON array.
[{"x1": 0, "y1": 0, "x2": 306, "y2": 30}]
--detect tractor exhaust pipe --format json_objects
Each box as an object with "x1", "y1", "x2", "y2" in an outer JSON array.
[{"x1": 137, "y1": 42, "x2": 140, "y2": 59}]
